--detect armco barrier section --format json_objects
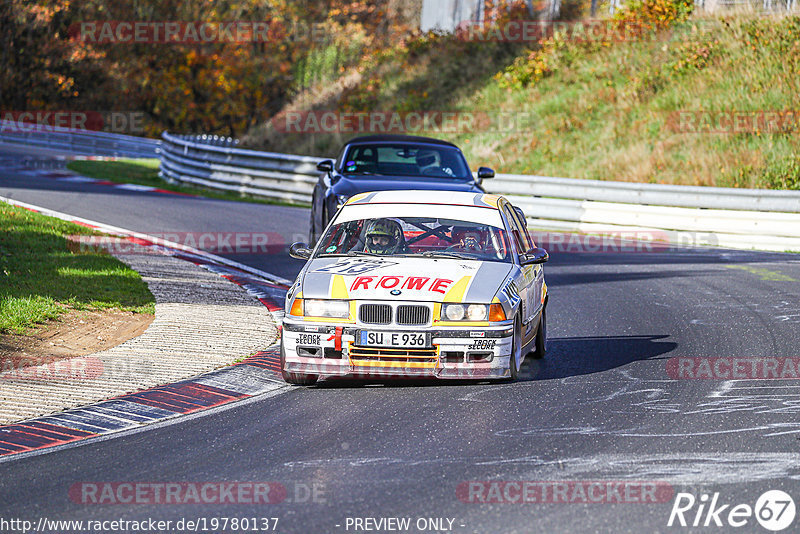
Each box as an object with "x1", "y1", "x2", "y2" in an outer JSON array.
[
  {"x1": 0, "y1": 120, "x2": 159, "y2": 159},
  {"x1": 158, "y1": 132, "x2": 800, "y2": 252},
  {"x1": 159, "y1": 132, "x2": 317, "y2": 204}
]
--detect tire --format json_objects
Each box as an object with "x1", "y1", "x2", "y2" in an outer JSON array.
[
  {"x1": 321, "y1": 204, "x2": 328, "y2": 235},
  {"x1": 532, "y1": 307, "x2": 547, "y2": 360},
  {"x1": 508, "y1": 315, "x2": 521, "y2": 380},
  {"x1": 280, "y1": 337, "x2": 318, "y2": 386},
  {"x1": 309, "y1": 196, "x2": 319, "y2": 245},
  {"x1": 309, "y1": 211, "x2": 317, "y2": 246}
]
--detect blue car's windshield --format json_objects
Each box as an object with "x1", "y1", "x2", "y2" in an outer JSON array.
[{"x1": 340, "y1": 144, "x2": 471, "y2": 180}]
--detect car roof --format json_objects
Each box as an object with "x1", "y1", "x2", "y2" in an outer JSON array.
[
  {"x1": 345, "y1": 190, "x2": 502, "y2": 209},
  {"x1": 343, "y1": 135, "x2": 459, "y2": 149}
]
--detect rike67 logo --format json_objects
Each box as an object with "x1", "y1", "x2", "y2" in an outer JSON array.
[{"x1": 668, "y1": 490, "x2": 796, "y2": 531}]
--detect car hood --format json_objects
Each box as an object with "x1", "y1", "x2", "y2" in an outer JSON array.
[
  {"x1": 300, "y1": 256, "x2": 513, "y2": 303},
  {"x1": 331, "y1": 175, "x2": 482, "y2": 196}
]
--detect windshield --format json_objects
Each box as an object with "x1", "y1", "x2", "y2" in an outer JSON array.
[
  {"x1": 340, "y1": 143, "x2": 471, "y2": 179},
  {"x1": 316, "y1": 216, "x2": 511, "y2": 263}
]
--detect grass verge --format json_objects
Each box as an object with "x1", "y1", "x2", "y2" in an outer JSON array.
[
  {"x1": 0, "y1": 202, "x2": 155, "y2": 334},
  {"x1": 245, "y1": 2, "x2": 799, "y2": 189},
  {"x1": 66, "y1": 159, "x2": 309, "y2": 208}
]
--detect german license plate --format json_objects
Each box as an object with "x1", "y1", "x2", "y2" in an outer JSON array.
[{"x1": 360, "y1": 331, "x2": 429, "y2": 348}]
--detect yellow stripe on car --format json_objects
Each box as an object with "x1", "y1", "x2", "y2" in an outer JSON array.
[
  {"x1": 330, "y1": 275, "x2": 350, "y2": 299},
  {"x1": 443, "y1": 276, "x2": 472, "y2": 303},
  {"x1": 480, "y1": 194, "x2": 500, "y2": 208},
  {"x1": 347, "y1": 193, "x2": 370, "y2": 205}
]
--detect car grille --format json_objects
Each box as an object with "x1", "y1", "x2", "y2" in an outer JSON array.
[
  {"x1": 349, "y1": 346, "x2": 439, "y2": 367},
  {"x1": 359, "y1": 304, "x2": 392, "y2": 325},
  {"x1": 396, "y1": 305, "x2": 430, "y2": 326}
]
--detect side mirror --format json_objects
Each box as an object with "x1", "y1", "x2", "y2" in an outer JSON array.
[
  {"x1": 477, "y1": 167, "x2": 495, "y2": 180},
  {"x1": 289, "y1": 242, "x2": 313, "y2": 260},
  {"x1": 521, "y1": 247, "x2": 549, "y2": 266},
  {"x1": 316, "y1": 159, "x2": 334, "y2": 173}
]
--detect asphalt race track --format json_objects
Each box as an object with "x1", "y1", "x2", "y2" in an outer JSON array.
[{"x1": 2, "y1": 144, "x2": 800, "y2": 533}]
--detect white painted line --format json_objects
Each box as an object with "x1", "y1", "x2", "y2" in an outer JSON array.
[
  {"x1": 114, "y1": 183, "x2": 156, "y2": 191},
  {"x1": 57, "y1": 176, "x2": 97, "y2": 183}
]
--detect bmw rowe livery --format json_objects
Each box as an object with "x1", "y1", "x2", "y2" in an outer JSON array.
[{"x1": 281, "y1": 190, "x2": 549, "y2": 385}]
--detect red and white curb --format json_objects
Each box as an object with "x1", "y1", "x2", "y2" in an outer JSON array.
[
  {"x1": 0, "y1": 196, "x2": 292, "y2": 460},
  {"x1": 15, "y1": 168, "x2": 197, "y2": 198}
]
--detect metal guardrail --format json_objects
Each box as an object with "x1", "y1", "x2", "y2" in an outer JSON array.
[
  {"x1": 159, "y1": 131, "x2": 800, "y2": 252},
  {"x1": 159, "y1": 132, "x2": 319, "y2": 203},
  {"x1": 0, "y1": 120, "x2": 159, "y2": 158}
]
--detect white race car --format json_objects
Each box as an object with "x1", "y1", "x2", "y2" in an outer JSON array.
[{"x1": 281, "y1": 190, "x2": 549, "y2": 385}]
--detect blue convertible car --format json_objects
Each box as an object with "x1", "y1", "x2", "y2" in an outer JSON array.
[{"x1": 308, "y1": 135, "x2": 496, "y2": 244}]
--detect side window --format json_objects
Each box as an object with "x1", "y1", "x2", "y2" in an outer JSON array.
[
  {"x1": 502, "y1": 205, "x2": 528, "y2": 253},
  {"x1": 510, "y1": 206, "x2": 534, "y2": 251},
  {"x1": 335, "y1": 146, "x2": 347, "y2": 171}
]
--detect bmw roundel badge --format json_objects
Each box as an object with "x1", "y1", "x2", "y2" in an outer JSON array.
[{"x1": 390, "y1": 290, "x2": 402, "y2": 296}]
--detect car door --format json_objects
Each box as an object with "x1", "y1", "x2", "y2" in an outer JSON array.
[
  {"x1": 502, "y1": 203, "x2": 541, "y2": 343},
  {"x1": 513, "y1": 206, "x2": 544, "y2": 319}
]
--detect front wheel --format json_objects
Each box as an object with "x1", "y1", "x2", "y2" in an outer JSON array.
[
  {"x1": 309, "y1": 197, "x2": 320, "y2": 246},
  {"x1": 507, "y1": 315, "x2": 521, "y2": 380},
  {"x1": 280, "y1": 338, "x2": 318, "y2": 386},
  {"x1": 308, "y1": 211, "x2": 317, "y2": 246},
  {"x1": 532, "y1": 307, "x2": 547, "y2": 360}
]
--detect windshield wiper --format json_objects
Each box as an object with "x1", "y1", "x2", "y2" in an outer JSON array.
[
  {"x1": 421, "y1": 251, "x2": 476, "y2": 260},
  {"x1": 345, "y1": 171, "x2": 388, "y2": 177},
  {"x1": 319, "y1": 250, "x2": 382, "y2": 258},
  {"x1": 345, "y1": 250, "x2": 383, "y2": 257}
]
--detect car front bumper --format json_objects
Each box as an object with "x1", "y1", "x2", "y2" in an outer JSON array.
[{"x1": 282, "y1": 320, "x2": 515, "y2": 380}]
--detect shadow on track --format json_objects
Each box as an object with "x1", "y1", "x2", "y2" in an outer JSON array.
[
  {"x1": 309, "y1": 334, "x2": 676, "y2": 389},
  {"x1": 521, "y1": 334, "x2": 676, "y2": 381}
]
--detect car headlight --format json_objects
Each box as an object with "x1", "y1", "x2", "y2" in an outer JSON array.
[
  {"x1": 442, "y1": 304, "x2": 488, "y2": 321},
  {"x1": 444, "y1": 304, "x2": 466, "y2": 321},
  {"x1": 304, "y1": 299, "x2": 350, "y2": 319},
  {"x1": 466, "y1": 304, "x2": 488, "y2": 321},
  {"x1": 441, "y1": 303, "x2": 506, "y2": 322}
]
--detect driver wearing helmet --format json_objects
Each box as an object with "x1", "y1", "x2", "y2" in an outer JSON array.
[
  {"x1": 452, "y1": 227, "x2": 485, "y2": 252},
  {"x1": 460, "y1": 231, "x2": 483, "y2": 251},
  {"x1": 416, "y1": 149, "x2": 441, "y2": 174},
  {"x1": 365, "y1": 218, "x2": 405, "y2": 255}
]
